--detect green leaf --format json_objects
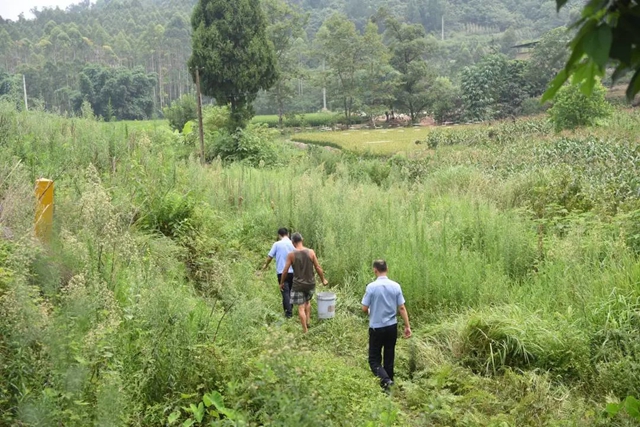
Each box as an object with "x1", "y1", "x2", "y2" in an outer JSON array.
[
  {"x1": 542, "y1": 69, "x2": 569, "y2": 102},
  {"x1": 572, "y1": 61, "x2": 599, "y2": 95},
  {"x1": 219, "y1": 407, "x2": 237, "y2": 420},
  {"x1": 624, "y1": 396, "x2": 640, "y2": 420},
  {"x1": 583, "y1": 24, "x2": 612, "y2": 68},
  {"x1": 582, "y1": 0, "x2": 608, "y2": 18},
  {"x1": 609, "y1": 31, "x2": 632, "y2": 63},
  {"x1": 605, "y1": 402, "x2": 621, "y2": 417},
  {"x1": 611, "y1": 65, "x2": 631, "y2": 84},
  {"x1": 204, "y1": 391, "x2": 225, "y2": 411},
  {"x1": 168, "y1": 411, "x2": 181, "y2": 425},
  {"x1": 202, "y1": 394, "x2": 213, "y2": 408},
  {"x1": 180, "y1": 393, "x2": 198, "y2": 400},
  {"x1": 626, "y1": 69, "x2": 640, "y2": 101},
  {"x1": 182, "y1": 419, "x2": 195, "y2": 427},
  {"x1": 555, "y1": 0, "x2": 570, "y2": 12},
  {"x1": 194, "y1": 402, "x2": 204, "y2": 423}
]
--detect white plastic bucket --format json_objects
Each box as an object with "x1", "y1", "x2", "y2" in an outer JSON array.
[{"x1": 317, "y1": 292, "x2": 336, "y2": 319}]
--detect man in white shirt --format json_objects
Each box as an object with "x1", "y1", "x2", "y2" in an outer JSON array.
[
  {"x1": 262, "y1": 228, "x2": 295, "y2": 318},
  {"x1": 362, "y1": 260, "x2": 412, "y2": 389}
]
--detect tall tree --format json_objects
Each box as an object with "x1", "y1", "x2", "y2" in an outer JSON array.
[
  {"x1": 316, "y1": 13, "x2": 363, "y2": 124},
  {"x1": 359, "y1": 21, "x2": 395, "y2": 118},
  {"x1": 385, "y1": 17, "x2": 437, "y2": 122},
  {"x1": 263, "y1": 0, "x2": 307, "y2": 128},
  {"x1": 316, "y1": 14, "x2": 389, "y2": 124},
  {"x1": 461, "y1": 54, "x2": 530, "y2": 121},
  {"x1": 189, "y1": 0, "x2": 278, "y2": 132}
]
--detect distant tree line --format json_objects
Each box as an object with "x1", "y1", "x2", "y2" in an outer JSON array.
[{"x1": 0, "y1": 0, "x2": 582, "y2": 122}]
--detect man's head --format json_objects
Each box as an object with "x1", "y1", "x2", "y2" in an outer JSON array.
[
  {"x1": 277, "y1": 227, "x2": 289, "y2": 239},
  {"x1": 291, "y1": 232, "x2": 303, "y2": 247},
  {"x1": 373, "y1": 259, "x2": 388, "y2": 276}
]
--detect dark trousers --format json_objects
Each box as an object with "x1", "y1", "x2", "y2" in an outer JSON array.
[
  {"x1": 277, "y1": 273, "x2": 294, "y2": 317},
  {"x1": 368, "y1": 324, "x2": 398, "y2": 383}
]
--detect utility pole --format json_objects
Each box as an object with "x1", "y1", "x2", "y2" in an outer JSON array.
[
  {"x1": 322, "y1": 58, "x2": 327, "y2": 111},
  {"x1": 195, "y1": 68, "x2": 205, "y2": 166},
  {"x1": 441, "y1": 15, "x2": 445, "y2": 41},
  {"x1": 22, "y1": 74, "x2": 28, "y2": 111}
]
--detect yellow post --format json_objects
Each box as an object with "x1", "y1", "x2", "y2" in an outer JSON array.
[{"x1": 35, "y1": 178, "x2": 54, "y2": 243}]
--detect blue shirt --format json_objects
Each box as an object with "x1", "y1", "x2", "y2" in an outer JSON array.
[
  {"x1": 361, "y1": 276, "x2": 405, "y2": 328},
  {"x1": 268, "y1": 237, "x2": 295, "y2": 274}
]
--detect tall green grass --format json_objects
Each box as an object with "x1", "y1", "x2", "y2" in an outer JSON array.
[{"x1": 2, "y1": 102, "x2": 640, "y2": 425}]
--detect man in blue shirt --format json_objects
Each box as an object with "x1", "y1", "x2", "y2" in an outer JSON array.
[
  {"x1": 362, "y1": 260, "x2": 412, "y2": 389},
  {"x1": 262, "y1": 228, "x2": 295, "y2": 318}
]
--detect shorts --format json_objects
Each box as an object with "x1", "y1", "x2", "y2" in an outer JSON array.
[{"x1": 290, "y1": 289, "x2": 314, "y2": 305}]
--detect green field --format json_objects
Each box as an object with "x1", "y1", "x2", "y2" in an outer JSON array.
[
  {"x1": 292, "y1": 127, "x2": 434, "y2": 154},
  {"x1": 2, "y1": 102, "x2": 640, "y2": 426},
  {"x1": 252, "y1": 112, "x2": 367, "y2": 128}
]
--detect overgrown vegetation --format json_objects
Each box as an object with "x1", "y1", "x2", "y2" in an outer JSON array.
[
  {"x1": 549, "y1": 79, "x2": 612, "y2": 131},
  {"x1": 1, "y1": 102, "x2": 640, "y2": 426}
]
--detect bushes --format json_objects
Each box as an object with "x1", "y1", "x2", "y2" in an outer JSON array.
[
  {"x1": 163, "y1": 94, "x2": 197, "y2": 132},
  {"x1": 199, "y1": 106, "x2": 280, "y2": 166},
  {"x1": 207, "y1": 125, "x2": 279, "y2": 166},
  {"x1": 136, "y1": 190, "x2": 198, "y2": 238},
  {"x1": 549, "y1": 81, "x2": 612, "y2": 131},
  {"x1": 431, "y1": 77, "x2": 463, "y2": 124},
  {"x1": 224, "y1": 337, "x2": 399, "y2": 426}
]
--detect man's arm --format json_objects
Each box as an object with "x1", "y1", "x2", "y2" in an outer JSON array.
[
  {"x1": 310, "y1": 250, "x2": 328, "y2": 285},
  {"x1": 398, "y1": 304, "x2": 412, "y2": 338},
  {"x1": 263, "y1": 243, "x2": 277, "y2": 270},
  {"x1": 279, "y1": 253, "x2": 294, "y2": 290},
  {"x1": 361, "y1": 286, "x2": 370, "y2": 314}
]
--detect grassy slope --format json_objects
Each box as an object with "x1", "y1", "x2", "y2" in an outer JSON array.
[{"x1": 2, "y1": 105, "x2": 640, "y2": 426}]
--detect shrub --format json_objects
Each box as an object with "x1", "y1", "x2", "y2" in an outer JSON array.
[
  {"x1": 203, "y1": 105, "x2": 229, "y2": 132},
  {"x1": 549, "y1": 81, "x2": 612, "y2": 131},
  {"x1": 137, "y1": 190, "x2": 198, "y2": 238},
  {"x1": 163, "y1": 94, "x2": 197, "y2": 132},
  {"x1": 207, "y1": 124, "x2": 279, "y2": 166},
  {"x1": 225, "y1": 345, "x2": 400, "y2": 426},
  {"x1": 432, "y1": 77, "x2": 463, "y2": 124}
]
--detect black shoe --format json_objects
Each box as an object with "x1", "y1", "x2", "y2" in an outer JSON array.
[{"x1": 381, "y1": 378, "x2": 394, "y2": 390}]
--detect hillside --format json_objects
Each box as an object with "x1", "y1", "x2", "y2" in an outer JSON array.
[
  {"x1": 2, "y1": 102, "x2": 640, "y2": 425},
  {"x1": 0, "y1": 0, "x2": 579, "y2": 118}
]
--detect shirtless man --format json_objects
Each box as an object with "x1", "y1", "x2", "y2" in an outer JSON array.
[{"x1": 280, "y1": 232, "x2": 328, "y2": 333}]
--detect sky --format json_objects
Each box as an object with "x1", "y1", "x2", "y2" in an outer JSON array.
[{"x1": 1, "y1": 0, "x2": 79, "y2": 20}]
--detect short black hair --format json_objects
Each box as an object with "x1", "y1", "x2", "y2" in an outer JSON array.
[
  {"x1": 372, "y1": 259, "x2": 388, "y2": 272},
  {"x1": 291, "y1": 232, "x2": 303, "y2": 244},
  {"x1": 278, "y1": 227, "x2": 289, "y2": 237}
]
